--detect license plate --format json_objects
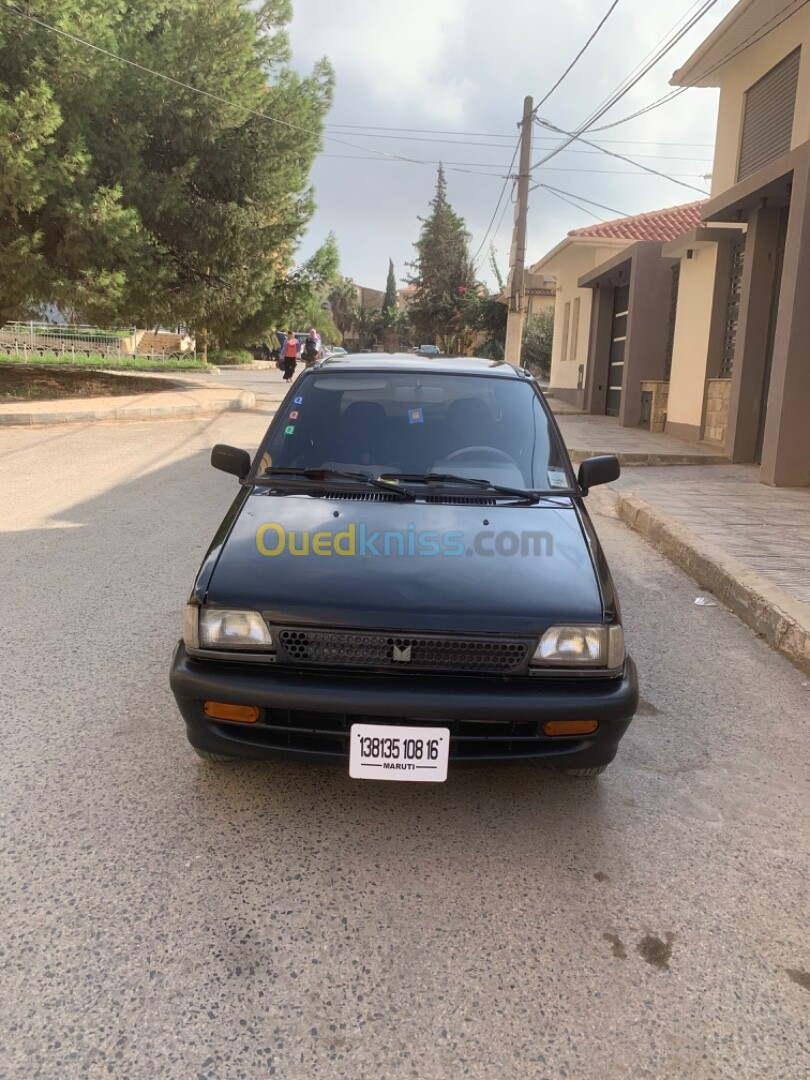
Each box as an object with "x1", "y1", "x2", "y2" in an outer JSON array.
[{"x1": 349, "y1": 724, "x2": 450, "y2": 782}]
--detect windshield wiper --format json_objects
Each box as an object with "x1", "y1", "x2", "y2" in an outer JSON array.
[
  {"x1": 253, "y1": 467, "x2": 414, "y2": 501},
  {"x1": 380, "y1": 472, "x2": 541, "y2": 505}
]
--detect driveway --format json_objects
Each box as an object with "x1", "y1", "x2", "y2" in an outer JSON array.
[{"x1": 1, "y1": 412, "x2": 807, "y2": 1079}]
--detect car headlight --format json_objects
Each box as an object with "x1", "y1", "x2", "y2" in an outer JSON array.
[
  {"x1": 189, "y1": 606, "x2": 275, "y2": 651},
  {"x1": 531, "y1": 625, "x2": 624, "y2": 668}
]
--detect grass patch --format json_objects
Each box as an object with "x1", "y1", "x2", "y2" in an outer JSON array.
[
  {"x1": 0, "y1": 351, "x2": 209, "y2": 371},
  {"x1": 0, "y1": 364, "x2": 180, "y2": 402},
  {"x1": 207, "y1": 348, "x2": 255, "y2": 365}
]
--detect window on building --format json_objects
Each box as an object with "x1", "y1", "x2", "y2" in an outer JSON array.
[
  {"x1": 737, "y1": 48, "x2": 801, "y2": 182},
  {"x1": 561, "y1": 301, "x2": 571, "y2": 360},
  {"x1": 569, "y1": 297, "x2": 580, "y2": 362}
]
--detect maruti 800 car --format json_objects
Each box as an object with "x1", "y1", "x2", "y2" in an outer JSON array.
[{"x1": 170, "y1": 355, "x2": 638, "y2": 781}]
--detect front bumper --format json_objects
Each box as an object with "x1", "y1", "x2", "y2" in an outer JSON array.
[{"x1": 170, "y1": 642, "x2": 638, "y2": 768}]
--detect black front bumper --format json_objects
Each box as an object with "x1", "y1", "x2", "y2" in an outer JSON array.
[{"x1": 170, "y1": 643, "x2": 638, "y2": 769}]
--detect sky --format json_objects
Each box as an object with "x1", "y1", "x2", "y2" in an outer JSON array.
[{"x1": 286, "y1": 0, "x2": 740, "y2": 292}]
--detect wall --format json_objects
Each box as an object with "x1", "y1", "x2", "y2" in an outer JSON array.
[
  {"x1": 546, "y1": 242, "x2": 627, "y2": 392},
  {"x1": 710, "y1": 8, "x2": 810, "y2": 194},
  {"x1": 704, "y1": 378, "x2": 732, "y2": 444},
  {"x1": 666, "y1": 244, "x2": 719, "y2": 435}
]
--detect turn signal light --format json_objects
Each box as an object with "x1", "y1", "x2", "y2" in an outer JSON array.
[
  {"x1": 204, "y1": 701, "x2": 259, "y2": 723},
  {"x1": 542, "y1": 720, "x2": 598, "y2": 737}
]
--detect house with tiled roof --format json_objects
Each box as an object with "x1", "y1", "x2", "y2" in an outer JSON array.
[
  {"x1": 666, "y1": 0, "x2": 810, "y2": 486},
  {"x1": 530, "y1": 0, "x2": 810, "y2": 487},
  {"x1": 529, "y1": 201, "x2": 706, "y2": 421}
]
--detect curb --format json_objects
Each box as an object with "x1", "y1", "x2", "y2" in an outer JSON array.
[
  {"x1": 0, "y1": 390, "x2": 256, "y2": 427},
  {"x1": 569, "y1": 449, "x2": 728, "y2": 467},
  {"x1": 604, "y1": 488, "x2": 810, "y2": 675}
]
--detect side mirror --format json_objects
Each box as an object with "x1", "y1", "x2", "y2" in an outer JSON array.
[
  {"x1": 577, "y1": 454, "x2": 620, "y2": 495},
  {"x1": 211, "y1": 444, "x2": 251, "y2": 480}
]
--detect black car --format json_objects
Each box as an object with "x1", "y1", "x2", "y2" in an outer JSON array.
[{"x1": 170, "y1": 355, "x2": 637, "y2": 780}]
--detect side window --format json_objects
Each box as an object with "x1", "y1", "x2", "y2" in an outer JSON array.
[{"x1": 561, "y1": 300, "x2": 571, "y2": 361}]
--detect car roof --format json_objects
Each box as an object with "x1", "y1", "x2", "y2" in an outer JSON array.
[{"x1": 312, "y1": 353, "x2": 530, "y2": 379}]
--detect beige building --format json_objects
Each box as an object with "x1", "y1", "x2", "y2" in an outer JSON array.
[
  {"x1": 666, "y1": 0, "x2": 810, "y2": 485},
  {"x1": 530, "y1": 0, "x2": 810, "y2": 486},
  {"x1": 531, "y1": 204, "x2": 704, "y2": 414}
]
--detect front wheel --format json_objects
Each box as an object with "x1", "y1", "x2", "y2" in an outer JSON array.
[{"x1": 192, "y1": 746, "x2": 235, "y2": 763}]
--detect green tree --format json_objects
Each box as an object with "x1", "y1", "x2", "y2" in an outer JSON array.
[
  {"x1": 0, "y1": 1, "x2": 333, "y2": 336},
  {"x1": 522, "y1": 309, "x2": 555, "y2": 378},
  {"x1": 381, "y1": 258, "x2": 397, "y2": 320},
  {"x1": 0, "y1": 1, "x2": 144, "y2": 323},
  {"x1": 406, "y1": 165, "x2": 474, "y2": 353},
  {"x1": 327, "y1": 276, "x2": 359, "y2": 342}
]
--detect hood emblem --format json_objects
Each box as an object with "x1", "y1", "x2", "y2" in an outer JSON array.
[{"x1": 392, "y1": 643, "x2": 412, "y2": 663}]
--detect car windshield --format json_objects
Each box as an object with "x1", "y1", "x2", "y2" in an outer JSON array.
[{"x1": 254, "y1": 371, "x2": 574, "y2": 492}]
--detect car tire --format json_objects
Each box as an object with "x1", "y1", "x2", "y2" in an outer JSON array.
[
  {"x1": 556, "y1": 764, "x2": 609, "y2": 777},
  {"x1": 192, "y1": 747, "x2": 235, "y2": 763}
]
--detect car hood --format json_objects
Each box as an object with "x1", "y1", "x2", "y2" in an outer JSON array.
[{"x1": 205, "y1": 493, "x2": 604, "y2": 634}]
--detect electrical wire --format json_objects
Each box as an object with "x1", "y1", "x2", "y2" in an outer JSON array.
[
  {"x1": 0, "y1": 3, "x2": 495, "y2": 179},
  {"x1": 471, "y1": 136, "x2": 521, "y2": 267},
  {"x1": 584, "y1": 0, "x2": 810, "y2": 134},
  {"x1": 530, "y1": 184, "x2": 629, "y2": 217},
  {"x1": 539, "y1": 187, "x2": 608, "y2": 221},
  {"x1": 535, "y1": 118, "x2": 709, "y2": 194},
  {"x1": 530, "y1": 0, "x2": 721, "y2": 172},
  {"x1": 532, "y1": 1, "x2": 621, "y2": 112}
]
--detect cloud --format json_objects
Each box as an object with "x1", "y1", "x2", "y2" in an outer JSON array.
[
  {"x1": 290, "y1": 0, "x2": 474, "y2": 120},
  {"x1": 287, "y1": 0, "x2": 738, "y2": 290}
]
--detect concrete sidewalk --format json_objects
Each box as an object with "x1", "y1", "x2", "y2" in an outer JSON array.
[
  {"x1": 0, "y1": 378, "x2": 255, "y2": 426},
  {"x1": 553, "y1": 410, "x2": 728, "y2": 466},
  {"x1": 594, "y1": 465, "x2": 810, "y2": 674}
]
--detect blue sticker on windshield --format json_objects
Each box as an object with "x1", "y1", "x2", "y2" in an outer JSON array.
[
  {"x1": 293, "y1": 396, "x2": 304, "y2": 405},
  {"x1": 408, "y1": 408, "x2": 424, "y2": 425}
]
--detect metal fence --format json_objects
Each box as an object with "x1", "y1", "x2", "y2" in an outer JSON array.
[{"x1": 0, "y1": 323, "x2": 194, "y2": 361}]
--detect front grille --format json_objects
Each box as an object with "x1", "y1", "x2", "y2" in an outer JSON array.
[
  {"x1": 275, "y1": 628, "x2": 530, "y2": 675},
  {"x1": 211, "y1": 712, "x2": 575, "y2": 761}
]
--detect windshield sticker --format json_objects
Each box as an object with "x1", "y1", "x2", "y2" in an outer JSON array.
[
  {"x1": 408, "y1": 407, "x2": 424, "y2": 425},
  {"x1": 293, "y1": 396, "x2": 304, "y2": 405},
  {"x1": 284, "y1": 424, "x2": 296, "y2": 436},
  {"x1": 288, "y1": 410, "x2": 300, "y2": 420},
  {"x1": 548, "y1": 468, "x2": 569, "y2": 488}
]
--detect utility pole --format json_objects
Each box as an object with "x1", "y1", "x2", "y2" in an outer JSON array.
[{"x1": 504, "y1": 95, "x2": 533, "y2": 368}]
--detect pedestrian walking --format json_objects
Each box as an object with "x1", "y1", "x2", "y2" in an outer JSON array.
[
  {"x1": 302, "y1": 328, "x2": 321, "y2": 367},
  {"x1": 280, "y1": 330, "x2": 300, "y2": 382}
]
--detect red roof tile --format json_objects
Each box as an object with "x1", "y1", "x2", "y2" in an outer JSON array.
[{"x1": 567, "y1": 200, "x2": 706, "y2": 243}]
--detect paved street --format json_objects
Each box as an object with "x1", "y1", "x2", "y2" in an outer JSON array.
[{"x1": 1, "y1": 411, "x2": 808, "y2": 1079}]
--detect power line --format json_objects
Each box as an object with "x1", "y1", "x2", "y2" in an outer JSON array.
[
  {"x1": 531, "y1": 0, "x2": 721, "y2": 172},
  {"x1": 318, "y1": 152, "x2": 710, "y2": 180},
  {"x1": 535, "y1": 118, "x2": 709, "y2": 194},
  {"x1": 539, "y1": 187, "x2": 608, "y2": 221},
  {"x1": 327, "y1": 124, "x2": 714, "y2": 147},
  {"x1": 532, "y1": 1, "x2": 621, "y2": 112},
  {"x1": 471, "y1": 136, "x2": 522, "y2": 267},
  {"x1": 0, "y1": 4, "x2": 493, "y2": 180},
  {"x1": 584, "y1": 0, "x2": 810, "y2": 135},
  {"x1": 531, "y1": 184, "x2": 629, "y2": 217}
]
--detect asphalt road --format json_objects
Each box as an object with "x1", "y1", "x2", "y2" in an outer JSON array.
[{"x1": 1, "y1": 409, "x2": 808, "y2": 1080}]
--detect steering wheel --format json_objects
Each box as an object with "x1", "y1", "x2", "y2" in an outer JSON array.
[{"x1": 444, "y1": 446, "x2": 515, "y2": 464}]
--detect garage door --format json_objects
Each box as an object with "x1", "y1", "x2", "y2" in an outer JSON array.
[{"x1": 606, "y1": 284, "x2": 629, "y2": 418}]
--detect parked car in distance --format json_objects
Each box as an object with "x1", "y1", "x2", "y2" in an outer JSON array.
[
  {"x1": 414, "y1": 344, "x2": 441, "y2": 356},
  {"x1": 170, "y1": 354, "x2": 637, "y2": 782}
]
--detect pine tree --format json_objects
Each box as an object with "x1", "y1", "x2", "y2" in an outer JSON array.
[
  {"x1": 382, "y1": 258, "x2": 397, "y2": 311},
  {"x1": 0, "y1": 1, "x2": 333, "y2": 336},
  {"x1": 406, "y1": 165, "x2": 474, "y2": 352}
]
